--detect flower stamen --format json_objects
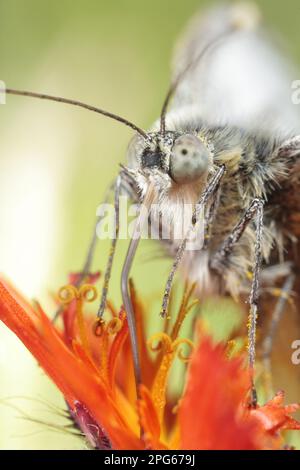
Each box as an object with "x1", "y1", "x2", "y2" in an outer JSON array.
[
  {"x1": 148, "y1": 333, "x2": 194, "y2": 423},
  {"x1": 172, "y1": 338, "x2": 194, "y2": 363},
  {"x1": 170, "y1": 282, "x2": 198, "y2": 341},
  {"x1": 58, "y1": 284, "x2": 97, "y2": 357}
]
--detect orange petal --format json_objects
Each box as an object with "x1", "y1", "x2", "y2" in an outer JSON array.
[
  {"x1": 137, "y1": 385, "x2": 167, "y2": 450},
  {"x1": 0, "y1": 279, "x2": 141, "y2": 449},
  {"x1": 179, "y1": 336, "x2": 258, "y2": 450},
  {"x1": 108, "y1": 311, "x2": 129, "y2": 391},
  {"x1": 250, "y1": 390, "x2": 300, "y2": 434}
]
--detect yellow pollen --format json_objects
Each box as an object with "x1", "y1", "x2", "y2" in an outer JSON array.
[
  {"x1": 146, "y1": 283, "x2": 198, "y2": 422},
  {"x1": 148, "y1": 332, "x2": 194, "y2": 422},
  {"x1": 106, "y1": 317, "x2": 123, "y2": 335},
  {"x1": 92, "y1": 315, "x2": 124, "y2": 383},
  {"x1": 226, "y1": 340, "x2": 236, "y2": 358},
  {"x1": 170, "y1": 282, "x2": 199, "y2": 341},
  {"x1": 93, "y1": 316, "x2": 122, "y2": 337}
]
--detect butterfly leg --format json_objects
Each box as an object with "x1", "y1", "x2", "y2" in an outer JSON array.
[
  {"x1": 53, "y1": 179, "x2": 116, "y2": 322},
  {"x1": 78, "y1": 178, "x2": 119, "y2": 286},
  {"x1": 160, "y1": 165, "x2": 226, "y2": 318},
  {"x1": 210, "y1": 197, "x2": 264, "y2": 407},
  {"x1": 97, "y1": 175, "x2": 122, "y2": 319}
]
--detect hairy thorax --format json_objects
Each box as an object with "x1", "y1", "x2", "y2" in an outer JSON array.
[{"x1": 125, "y1": 122, "x2": 289, "y2": 299}]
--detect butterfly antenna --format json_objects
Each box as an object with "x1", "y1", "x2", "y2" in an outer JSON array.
[{"x1": 4, "y1": 88, "x2": 147, "y2": 139}]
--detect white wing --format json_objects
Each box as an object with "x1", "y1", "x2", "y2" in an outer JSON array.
[{"x1": 169, "y1": 2, "x2": 300, "y2": 138}]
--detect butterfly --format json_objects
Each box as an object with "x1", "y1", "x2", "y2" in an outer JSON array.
[{"x1": 3, "y1": 2, "x2": 300, "y2": 405}]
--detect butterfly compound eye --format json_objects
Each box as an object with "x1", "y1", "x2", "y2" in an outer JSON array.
[{"x1": 169, "y1": 134, "x2": 211, "y2": 184}]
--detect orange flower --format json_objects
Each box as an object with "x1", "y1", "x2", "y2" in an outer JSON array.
[
  {"x1": 179, "y1": 337, "x2": 300, "y2": 450},
  {"x1": 0, "y1": 276, "x2": 299, "y2": 450}
]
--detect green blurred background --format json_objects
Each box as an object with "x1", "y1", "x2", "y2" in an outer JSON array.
[{"x1": 0, "y1": 0, "x2": 300, "y2": 449}]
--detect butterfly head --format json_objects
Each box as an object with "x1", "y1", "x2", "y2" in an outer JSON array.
[{"x1": 127, "y1": 131, "x2": 213, "y2": 185}]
